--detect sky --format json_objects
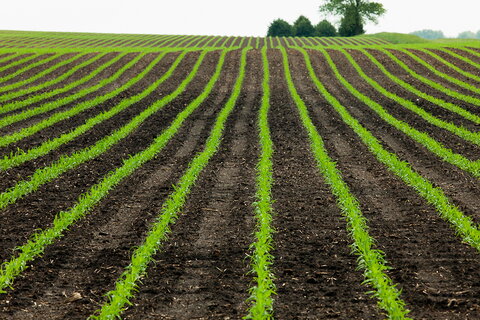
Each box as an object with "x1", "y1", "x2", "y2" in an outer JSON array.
[{"x1": 1, "y1": 0, "x2": 479, "y2": 38}]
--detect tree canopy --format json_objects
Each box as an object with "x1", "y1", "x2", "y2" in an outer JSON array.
[
  {"x1": 293, "y1": 16, "x2": 316, "y2": 37},
  {"x1": 315, "y1": 20, "x2": 337, "y2": 37},
  {"x1": 267, "y1": 19, "x2": 293, "y2": 37},
  {"x1": 319, "y1": 0, "x2": 385, "y2": 36}
]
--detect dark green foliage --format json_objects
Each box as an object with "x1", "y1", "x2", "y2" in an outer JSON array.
[
  {"x1": 293, "y1": 15, "x2": 316, "y2": 37},
  {"x1": 338, "y1": 5, "x2": 364, "y2": 37},
  {"x1": 319, "y1": 0, "x2": 385, "y2": 36},
  {"x1": 267, "y1": 19, "x2": 293, "y2": 37},
  {"x1": 315, "y1": 19, "x2": 337, "y2": 37},
  {"x1": 410, "y1": 29, "x2": 445, "y2": 40}
]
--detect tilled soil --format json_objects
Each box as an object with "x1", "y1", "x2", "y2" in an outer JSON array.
[{"x1": 0, "y1": 46, "x2": 479, "y2": 319}]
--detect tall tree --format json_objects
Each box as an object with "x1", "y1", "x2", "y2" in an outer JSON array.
[
  {"x1": 319, "y1": 0, "x2": 385, "y2": 36},
  {"x1": 267, "y1": 19, "x2": 293, "y2": 37},
  {"x1": 315, "y1": 19, "x2": 337, "y2": 37},
  {"x1": 293, "y1": 16, "x2": 316, "y2": 37}
]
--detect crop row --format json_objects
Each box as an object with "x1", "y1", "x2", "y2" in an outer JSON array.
[{"x1": 0, "y1": 45, "x2": 479, "y2": 319}]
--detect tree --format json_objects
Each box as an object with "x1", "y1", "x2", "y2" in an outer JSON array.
[
  {"x1": 293, "y1": 16, "x2": 316, "y2": 37},
  {"x1": 319, "y1": 0, "x2": 386, "y2": 36},
  {"x1": 457, "y1": 31, "x2": 476, "y2": 39},
  {"x1": 410, "y1": 29, "x2": 445, "y2": 40},
  {"x1": 267, "y1": 19, "x2": 293, "y2": 37},
  {"x1": 338, "y1": 5, "x2": 364, "y2": 36},
  {"x1": 315, "y1": 19, "x2": 337, "y2": 37},
  {"x1": 477, "y1": 30, "x2": 480, "y2": 39}
]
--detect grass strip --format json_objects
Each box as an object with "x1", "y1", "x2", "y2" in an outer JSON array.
[
  {"x1": 0, "y1": 53, "x2": 84, "y2": 94},
  {"x1": 398, "y1": 48, "x2": 480, "y2": 95},
  {"x1": 319, "y1": 48, "x2": 480, "y2": 179},
  {"x1": 0, "y1": 49, "x2": 228, "y2": 294},
  {"x1": 0, "y1": 49, "x2": 211, "y2": 210},
  {"x1": 378, "y1": 48, "x2": 480, "y2": 107},
  {"x1": 358, "y1": 48, "x2": 480, "y2": 126},
  {"x1": 0, "y1": 51, "x2": 185, "y2": 170},
  {"x1": 245, "y1": 47, "x2": 276, "y2": 320},
  {"x1": 417, "y1": 48, "x2": 480, "y2": 82},
  {"x1": 301, "y1": 47, "x2": 480, "y2": 253},
  {"x1": 0, "y1": 52, "x2": 127, "y2": 116},
  {"x1": 286, "y1": 47, "x2": 411, "y2": 320},
  {"x1": 339, "y1": 48, "x2": 480, "y2": 146},
  {"x1": 0, "y1": 52, "x2": 104, "y2": 102},
  {"x1": 0, "y1": 53, "x2": 61, "y2": 84},
  {"x1": 88, "y1": 48, "x2": 246, "y2": 319}
]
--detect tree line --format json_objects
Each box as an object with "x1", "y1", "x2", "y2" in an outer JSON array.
[
  {"x1": 410, "y1": 29, "x2": 480, "y2": 40},
  {"x1": 268, "y1": 0, "x2": 386, "y2": 37}
]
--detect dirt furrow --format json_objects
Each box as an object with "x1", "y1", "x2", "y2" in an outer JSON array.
[
  {"x1": 326, "y1": 49, "x2": 480, "y2": 161},
  {"x1": 269, "y1": 49, "x2": 382, "y2": 319},
  {"x1": 309, "y1": 49, "x2": 480, "y2": 224},
  {"x1": 348, "y1": 49, "x2": 480, "y2": 132},
  {"x1": 387, "y1": 49, "x2": 480, "y2": 99},
  {"x1": 0, "y1": 50, "x2": 242, "y2": 320},
  {"x1": 120, "y1": 49, "x2": 257, "y2": 320},
  {"x1": 304, "y1": 48, "x2": 480, "y2": 319},
  {"x1": 0, "y1": 51, "x2": 221, "y2": 261}
]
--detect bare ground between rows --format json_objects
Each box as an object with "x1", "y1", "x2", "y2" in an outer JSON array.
[
  {"x1": 0, "y1": 52, "x2": 150, "y2": 136},
  {"x1": 0, "y1": 54, "x2": 54, "y2": 79},
  {"x1": 123, "y1": 49, "x2": 260, "y2": 320},
  {"x1": 0, "y1": 53, "x2": 79, "y2": 88},
  {"x1": 308, "y1": 49, "x2": 480, "y2": 226},
  {"x1": 408, "y1": 49, "x2": 480, "y2": 83},
  {"x1": 426, "y1": 49, "x2": 480, "y2": 75},
  {"x1": 0, "y1": 50, "x2": 223, "y2": 261},
  {"x1": 0, "y1": 49, "x2": 242, "y2": 320},
  {"x1": 0, "y1": 51, "x2": 187, "y2": 190},
  {"x1": 364, "y1": 48, "x2": 480, "y2": 117},
  {"x1": 346, "y1": 49, "x2": 480, "y2": 133},
  {"x1": 268, "y1": 49, "x2": 382, "y2": 319},
  {"x1": 0, "y1": 54, "x2": 30, "y2": 68},
  {"x1": 325, "y1": 49, "x2": 480, "y2": 161},
  {"x1": 0, "y1": 52, "x2": 119, "y2": 102},
  {"x1": 0, "y1": 51, "x2": 133, "y2": 113},
  {"x1": 303, "y1": 48, "x2": 480, "y2": 319},
  {"x1": 386, "y1": 49, "x2": 480, "y2": 99},
  {"x1": 448, "y1": 48, "x2": 480, "y2": 64},
  {"x1": 0, "y1": 53, "x2": 98, "y2": 95},
  {"x1": 0, "y1": 51, "x2": 186, "y2": 177}
]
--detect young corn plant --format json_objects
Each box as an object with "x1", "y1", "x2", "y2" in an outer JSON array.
[
  {"x1": 0, "y1": 51, "x2": 186, "y2": 170},
  {"x1": 319, "y1": 48, "x2": 480, "y2": 179},
  {"x1": 0, "y1": 49, "x2": 211, "y2": 210},
  {"x1": 245, "y1": 46, "x2": 276, "y2": 320},
  {"x1": 0, "y1": 52, "x2": 104, "y2": 103},
  {"x1": 0, "y1": 48, "x2": 230, "y2": 294},
  {"x1": 300, "y1": 47, "x2": 480, "y2": 253},
  {"x1": 88, "y1": 48, "x2": 247, "y2": 320},
  {"x1": 338, "y1": 48, "x2": 480, "y2": 146},
  {"x1": 284, "y1": 47, "x2": 411, "y2": 320},
  {"x1": 357, "y1": 48, "x2": 480, "y2": 126},
  {"x1": 378, "y1": 48, "x2": 480, "y2": 107},
  {"x1": 397, "y1": 48, "x2": 480, "y2": 95}
]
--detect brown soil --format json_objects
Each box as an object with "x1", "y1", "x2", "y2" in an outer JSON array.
[{"x1": 0, "y1": 46, "x2": 479, "y2": 320}]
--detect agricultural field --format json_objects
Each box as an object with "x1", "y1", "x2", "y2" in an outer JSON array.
[{"x1": 0, "y1": 30, "x2": 479, "y2": 319}]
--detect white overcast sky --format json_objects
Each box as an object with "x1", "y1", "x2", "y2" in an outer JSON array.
[{"x1": 1, "y1": 0, "x2": 478, "y2": 38}]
